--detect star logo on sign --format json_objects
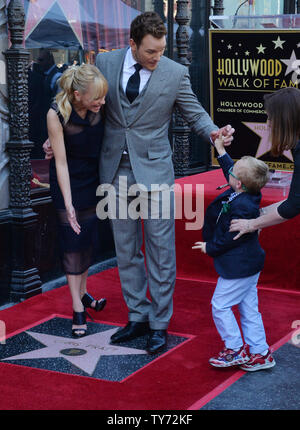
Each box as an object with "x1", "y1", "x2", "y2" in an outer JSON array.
[
  {"x1": 256, "y1": 44, "x2": 266, "y2": 54},
  {"x1": 2, "y1": 328, "x2": 148, "y2": 376},
  {"x1": 272, "y1": 36, "x2": 285, "y2": 49},
  {"x1": 281, "y1": 50, "x2": 300, "y2": 84},
  {"x1": 281, "y1": 50, "x2": 299, "y2": 76},
  {"x1": 243, "y1": 121, "x2": 293, "y2": 161}
]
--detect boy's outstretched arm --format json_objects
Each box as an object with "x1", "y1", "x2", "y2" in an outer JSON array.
[
  {"x1": 192, "y1": 241, "x2": 206, "y2": 253},
  {"x1": 213, "y1": 131, "x2": 226, "y2": 157}
]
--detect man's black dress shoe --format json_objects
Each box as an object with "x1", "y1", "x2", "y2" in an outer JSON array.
[
  {"x1": 146, "y1": 330, "x2": 167, "y2": 354},
  {"x1": 110, "y1": 321, "x2": 149, "y2": 343}
]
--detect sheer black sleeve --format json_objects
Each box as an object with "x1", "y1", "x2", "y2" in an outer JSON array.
[{"x1": 277, "y1": 142, "x2": 300, "y2": 219}]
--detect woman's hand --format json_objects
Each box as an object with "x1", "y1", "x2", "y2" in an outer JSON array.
[
  {"x1": 229, "y1": 219, "x2": 255, "y2": 240},
  {"x1": 192, "y1": 241, "x2": 207, "y2": 253},
  {"x1": 43, "y1": 139, "x2": 54, "y2": 159},
  {"x1": 66, "y1": 204, "x2": 81, "y2": 235}
]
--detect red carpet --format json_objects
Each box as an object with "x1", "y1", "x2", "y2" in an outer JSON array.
[{"x1": 0, "y1": 267, "x2": 299, "y2": 410}]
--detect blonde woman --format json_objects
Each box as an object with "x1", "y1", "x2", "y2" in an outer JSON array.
[{"x1": 47, "y1": 64, "x2": 108, "y2": 337}]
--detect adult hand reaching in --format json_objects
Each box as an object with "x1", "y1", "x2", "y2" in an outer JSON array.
[{"x1": 230, "y1": 219, "x2": 255, "y2": 240}]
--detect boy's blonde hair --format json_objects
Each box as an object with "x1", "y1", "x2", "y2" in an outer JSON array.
[
  {"x1": 235, "y1": 156, "x2": 269, "y2": 194},
  {"x1": 55, "y1": 63, "x2": 108, "y2": 124}
]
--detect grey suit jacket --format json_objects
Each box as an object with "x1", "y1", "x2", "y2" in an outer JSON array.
[{"x1": 96, "y1": 48, "x2": 218, "y2": 189}]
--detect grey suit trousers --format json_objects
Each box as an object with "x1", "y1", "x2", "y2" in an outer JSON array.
[{"x1": 109, "y1": 154, "x2": 176, "y2": 330}]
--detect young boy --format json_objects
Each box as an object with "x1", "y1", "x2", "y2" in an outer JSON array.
[{"x1": 193, "y1": 134, "x2": 276, "y2": 371}]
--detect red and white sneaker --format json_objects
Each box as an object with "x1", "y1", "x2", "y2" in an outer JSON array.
[
  {"x1": 209, "y1": 345, "x2": 250, "y2": 368},
  {"x1": 240, "y1": 349, "x2": 276, "y2": 372}
]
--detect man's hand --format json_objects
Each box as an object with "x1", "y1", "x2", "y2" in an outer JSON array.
[
  {"x1": 43, "y1": 139, "x2": 54, "y2": 159},
  {"x1": 211, "y1": 125, "x2": 235, "y2": 147},
  {"x1": 192, "y1": 241, "x2": 207, "y2": 254}
]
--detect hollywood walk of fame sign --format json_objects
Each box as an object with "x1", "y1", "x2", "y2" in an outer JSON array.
[{"x1": 209, "y1": 29, "x2": 300, "y2": 171}]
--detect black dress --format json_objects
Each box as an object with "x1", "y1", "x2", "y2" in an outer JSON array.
[{"x1": 49, "y1": 103, "x2": 104, "y2": 275}]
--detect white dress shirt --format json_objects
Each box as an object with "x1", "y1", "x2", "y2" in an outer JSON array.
[
  {"x1": 122, "y1": 48, "x2": 152, "y2": 154},
  {"x1": 122, "y1": 48, "x2": 151, "y2": 94}
]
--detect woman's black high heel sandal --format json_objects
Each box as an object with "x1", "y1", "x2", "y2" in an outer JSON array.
[
  {"x1": 72, "y1": 311, "x2": 87, "y2": 338},
  {"x1": 81, "y1": 293, "x2": 107, "y2": 312}
]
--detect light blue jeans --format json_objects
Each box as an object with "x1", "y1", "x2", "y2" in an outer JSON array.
[{"x1": 211, "y1": 272, "x2": 269, "y2": 354}]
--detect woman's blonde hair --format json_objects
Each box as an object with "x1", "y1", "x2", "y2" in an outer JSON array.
[{"x1": 55, "y1": 63, "x2": 108, "y2": 124}]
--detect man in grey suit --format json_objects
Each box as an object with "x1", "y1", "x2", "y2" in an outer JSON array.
[{"x1": 95, "y1": 11, "x2": 234, "y2": 354}]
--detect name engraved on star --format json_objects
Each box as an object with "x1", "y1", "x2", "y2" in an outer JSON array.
[
  {"x1": 53, "y1": 339, "x2": 123, "y2": 353},
  {"x1": 54, "y1": 339, "x2": 82, "y2": 347},
  {"x1": 85, "y1": 344, "x2": 118, "y2": 352}
]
